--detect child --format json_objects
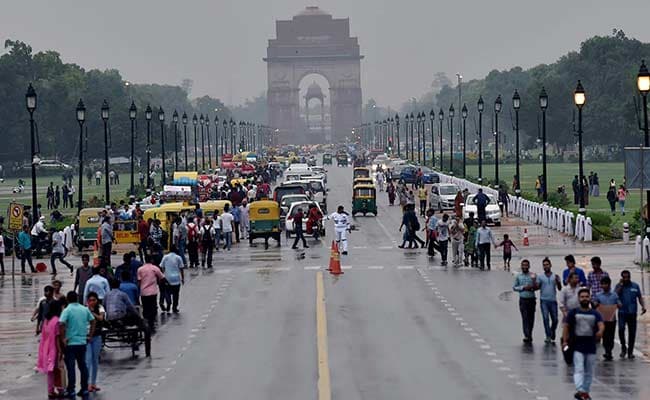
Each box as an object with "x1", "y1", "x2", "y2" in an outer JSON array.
[
  {"x1": 497, "y1": 234, "x2": 518, "y2": 271},
  {"x1": 36, "y1": 300, "x2": 63, "y2": 398},
  {"x1": 31, "y1": 285, "x2": 54, "y2": 335},
  {"x1": 464, "y1": 220, "x2": 479, "y2": 267},
  {"x1": 0, "y1": 228, "x2": 5, "y2": 274}
]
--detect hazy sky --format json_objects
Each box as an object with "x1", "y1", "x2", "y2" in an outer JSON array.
[{"x1": 2, "y1": 0, "x2": 649, "y2": 108}]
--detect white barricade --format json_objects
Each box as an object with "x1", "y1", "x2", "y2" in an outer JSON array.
[
  {"x1": 584, "y1": 217, "x2": 593, "y2": 242},
  {"x1": 634, "y1": 235, "x2": 642, "y2": 264}
]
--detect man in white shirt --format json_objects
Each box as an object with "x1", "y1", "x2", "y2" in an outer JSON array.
[
  {"x1": 50, "y1": 228, "x2": 74, "y2": 274},
  {"x1": 31, "y1": 216, "x2": 48, "y2": 256},
  {"x1": 475, "y1": 219, "x2": 497, "y2": 270},
  {"x1": 327, "y1": 205, "x2": 351, "y2": 255},
  {"x1": 220, "y1": 204, "x2": 235, "y2": 251},
  {"x1": 239, "y1": 200, "x2": 250, "y2": 240}
]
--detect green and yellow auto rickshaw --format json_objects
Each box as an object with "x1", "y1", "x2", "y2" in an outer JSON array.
[
  {"x1": 322, "y1": 153, "x2": 333, "y2": 165},
  {"x1": 352, "y1": 184, "x2": 377, "y2": 216},
  {"x1": 249, "y1": 200, "x2": 282, "y2": 248},
  {"x1": 353, "y1": 177, "x2": 373, "y2": 187},
  {"x1": 76, "y1": 208, "x2": 104, "y2": 250},
  {"x1": 336, "y1": 152, "x2": 348, "y2": 166},
  {"x1": 353, "y1": 167, "x2": 371, "y2": 180}
]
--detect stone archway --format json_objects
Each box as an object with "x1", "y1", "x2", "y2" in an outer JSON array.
[{"x1": 264, "y1": 6, "x2": 363, "y2": 144}]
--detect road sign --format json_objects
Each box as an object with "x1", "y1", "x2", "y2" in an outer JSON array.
[{"x1": 8, "y1": 202, "x2": 24, "y2": 231}]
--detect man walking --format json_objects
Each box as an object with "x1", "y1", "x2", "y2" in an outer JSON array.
[
  {"x1": 186, "y1": 217, "x2": 200, "y2": 267},
  {"x1": 417, "y1": 184, "x2": 427, "y2": 216},
  {"x1": 59, "y1": 291, "x2": 95, "y2": 398},
  {"x1": 537, "y1": 257, "x2": 562, "y2": 343},
  {"x1": 560, "y1": 272, "x2": 582, "y2": 320},
  {"x1": 475, "y1": 220, "x2": 497, "y2": 270},
  {"x1": 615, "y1": 270, "x2": 646, "y2": 359},
  {"x1": 50, "y1": 228, "x2": 73, "y2": 275},
  {"x1": 18, "y1": 225, "x2": 36, "y2": 273},
  {"x1": 220, "y1": 204, "x2": 235, "y2": 251},
  {"x1": 562, "y1": 288, "x2": 604, "y2": 400},
  {"x1": 586, "y1": 256, "x2": 608, "y2": 301},
  {"x1": 160, "y1": 246, "x2": 185, "y2": 313},
  {"x1": 593, "y1": 276, "x2": 620, "y2": 361},
  {"x1": 100, "y1": 216, "x2": 114, "y2": 267},
  {"x1": 513, "y1": 259, "x2": 537, "y2": 343},
  {"x1": 200, "y1": 218, "x2": 215, "y2": 268},
  {"x1": 291, "y1": 207, "x2": 309, "y2": 249},
  {"x1": 472, "y1": 188, "x2": 490, "y2": 222},
  {"x1": 137, "y1": 255, "x2": 164, "y2": 332},
  {"x1": 328, "y1": 205, "x2": 351, "y2": 255}
]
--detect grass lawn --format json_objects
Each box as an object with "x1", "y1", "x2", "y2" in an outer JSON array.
[
  {"x1": 463, "y1": 162, "x2": 641, "y2": 227},
  {"x1": 0, "y1": 174, "x2": 131, "y2": 217}
]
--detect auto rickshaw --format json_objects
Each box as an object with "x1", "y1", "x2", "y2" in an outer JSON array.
[
  {"x1": 76, "y1": 208, "x2": 104, "y2": 250},
  {"x1": 353, "y1": 177, "x2": 373, "y2": 187},
  {"x1": 353, "y1": 167, "x2": 371, "y2": 180},
  {"x1": 322, "y1": 153, "x2": 332, "y2": 165},
  {"x1": 336, "y1": 153, "x2": 348, "y2": 167},
  {"x1": 249, "y1": 200, "x2": 281, "y2": 249},
  {"x1": 351, "y1": 184, "x2": 377, "y2": 216}
]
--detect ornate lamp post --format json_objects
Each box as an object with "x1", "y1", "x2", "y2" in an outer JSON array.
[
  {"x1": 182, "y1": 112, "x2": 188, "y2": 171},
  {"x1": 25, "y1": 84, "x2": 39, "y2": 220},
  {"x1": 494, "y1": 95, "x2": 502, "y2": 187},
  {"x1": 449, "y1": 104, "x2": 455, "y2": 174},
  {"x1": 461, "y1": 104, "x2": 468, "y2": 178},
  {"x1": 416, "y1": 113, "x2": 422, "y2": 164},
  {"x1": 429, "y1": 110, "x2": 435, "y2": 169},
  {"x1": 199, "y1": 114, "x2": 205, "y2": 171},
  {"x1": 638, "y1": 60, "x2": 650, "y2": 236},
  {"x1": 513, "y1": 89, "x2": 522, "y2": 197},
  {"x1": 214, "y1": 115, "x2": 220, "y2": 166},
  {"x1": 395, "y1": 114, "x2": 401, "y2": 158},
  {"x1": 145, "y1": 105, "x2": 152, "y2": 188},
  {"x1": 574, "y1": 81, "x2": 586, "y2": 214},
  {"x1": 192, "y1": 114, "x2": 198, "y2": 171},
  {"x1": 438, "y1": 108, "x2": 444, "y2": 170},
  {"x1": 404, "y1": 115, "x2": 410, "y2": 160},
  {"x1": 129, "y1": 102, "x2": 137, "y2": 198},
  {"x1": 173, "y1": 110, "x2": 179, "y2": 172},
  {"x1": 538, "y1": 88, "x2": 548, "y2": 201},
  {"x1": 101, "y1": 100, "x2": 110, "y2": 203},
  {"x1": 477, "y1": 96, "x2": 484, "y2": 184},
  {"x1": 205, "y1": 114, "x2": 212, "y2": 170},
  {"x1": 223, "y1": 119, "x2": 228, "y2": 156},
  {"x1": 76, "y1": 99, "x2": 86, "y2": 212},
  {"x1": 230, "y1": 119, "x2": 235, "y2": 154},
  {"x1": 158, "y1": 107, "x2": 166, "y2": 185}
]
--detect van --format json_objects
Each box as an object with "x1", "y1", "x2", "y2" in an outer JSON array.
[{"x1": 286, "y1": 163, "x2": 311, "y2": 173}]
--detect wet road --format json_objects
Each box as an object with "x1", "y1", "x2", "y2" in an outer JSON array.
[{"x1": 1, "y1": 165, "x2": 648, "y2": 399}]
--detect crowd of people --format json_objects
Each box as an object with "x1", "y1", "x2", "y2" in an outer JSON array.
[{"x1": 513, "y1": 255, "x2": 646, "y2": 399}]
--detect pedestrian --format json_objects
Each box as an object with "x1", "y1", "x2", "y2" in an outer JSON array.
[
  {"x1": 586, "y1": 256, "x2": 608, "y2": 301},
  {"x1": 464, "y1": 220, "x2": 478, "y2": 267},
  {"x1": 36, "y1": 299, "x2": 63, "y2": 399},
  {"x1": 31, "y1": 215, "x2": 48, "y2": 256},
  {"x1": 186, "y1": 216, "x2": 200, "y2": 266},
  {"x1": 606, "y1": 186, "x2": 617, "y2": 215},
  {"x1": 175, "y1": 216, "x2": 188, "y2": 266},
  {"x1": 615, "y1": 270, "x2": 646, "y2": 359},
  {"x1": 0, "y1": 228, "x2": 5, "y2": 274},
  {"x1": 95, "y1": 170, "x2": 102, "y2": 186},
  {"x1": 100, "y1": 217, "x2": 114, "y2": 267},
  {"x1": 231, "y1": 202, "x2": 241, "y2": 243},
  {"x1": 59, "y1": 290, "x2": 96, "y2": 398},
  {"x1": 387, "y1": 181, "x2": 396, "y2": 206},
  {"x1": 562, "y1": 254, "x2": 587, "y2": 286},
  {"x1": 137, "y1": 255, "x2": 165, "y2": 333},
  {"x1": 50, "y1": 228, "x2": 74, "y2": 275},
  {"x1": 54, "y1": 185, "x2": 60, "y2": 209},
  {"x1": 327, "y1": 205, "x2": 351, "y2": 255},
  {"x1": 18, "y1": 225, "x2": 36, "y2": 273},
  {"x1": 200, "y1": 218, "x2": 215, "y2": 268},
  {"x1": 513, "y1": 259, "x2": 537, "y2": 343},
  {"x1": 562, "y1": 288, "x2": 604, "y2": 400},
  {"x1": 475, "y1": 219, "x2": 497, "y2": 270},
  {"x1": 572, "y1": 175, "x2": 579, "y2": 205},
  {"x1": 160, "y1": 246, "x2": 185, "y2": 313},
  {"x1": 591, "y1": 173, "x2": 600, "y2": 197},
  {"x1": 119, "y1": 270, "x2": 140, "y2": 305},
  {"x1": 240, "y1": 200, "x2": 250, "y2": 240},
  {"x1": 291, "y1": 207, "x2": 309, "y2": 249},
  {"x1": 417, "y1": 184, "x2": 427, "y2": 217},
  {"x1": 537, "y1": 257, "x2": 562, "y2": 343},
  {"x1": 425, "y1": 208, "x2": 438, "y2": 257},
  {"x1": 47, "y1": 183, "x2": 54, "y2": 210},
  {"x1": 62, "y1": 184, "x2": 69, "y2": 208},
  {"x1": 535, "y1": 176, "x2": 542, "y2": 199},
  {"x1": 220, "y1": 204, "x2": 235, "y2": 251},
  {"x1": 376, "y1": 170, "x2": 385, "y2": 192},
  {"x1": 436, "y1": 214, "x2": 450, "y2": 266},
  {"x1": 498, "y1": 186, "x2": 509, "y2": 216},
  {"x1": 616, "y1": 185, "x2": 626, "y2": 215},
  {"x1": 496, "y1": 234, "x2": 518, "y2": 271},
  {"x1": 137, "y1": 216, "x2": 149, "y2": 263},
  {"x1": 72, "y1": 254, "x2": 93, "y2": 299},
  {"x1": 449, "y1": 216, "x2": 465, "y2": 267},
  {"x1": 85, "y1": 291, "x2": 104, "y2": 393},
  {"x1": 83, "y1": 265, "x2": 110, "y2": 304},
  {"x1": 212, "y1": 210, "x2": 222, "y2": 251},
  {"x1": 593, "y1": 276, "x2": 620, "y2": 361},
  {"x1": 560, "y1": 272, "x2": 582, "y2": 319},
  {"x1": 453, "y1": 191, "x2": 464, "y2": 218},
  {"x1": 472, "y1": 188, "x2": 489, "y2": 222}
]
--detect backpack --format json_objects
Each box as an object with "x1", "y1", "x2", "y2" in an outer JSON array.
[
  {"x1": 202, "y1": 227, "x2": 212, "y2": 243},
  {"x1": 188, "y1": 223, "x2": 199, "y2": 243}
]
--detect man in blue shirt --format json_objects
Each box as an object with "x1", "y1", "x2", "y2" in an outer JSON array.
[
  {"x1": 536, "y1": 257, "x2": 562, "y2": 343},
  {"x1": 594, "y1": 276, "x2": 620, "y2": 361},
  {"x1": 59, "y1": 291, "x2": 95, "y2": 398},
  {"x1": 18, "y1": 225, "x2": 36, "y2": 273},
  {"x1": 160, "y1": 246, "x2": 185, "y2": 313},
  {"x1": 119, "y1": 270, "x2": 140, "y2": 305},
  {"x1": 471, "y1": 188, "x2": 489, "y2": 222},
  {"x1": 562, "y1": 254, "x2": 587, "y2": 286},
  {"x1": 513, "y1": 259, "x2": 537, "y2": 343},
  {"x1": 615, "y1": 270, "x2": 646, "y2": 359}
]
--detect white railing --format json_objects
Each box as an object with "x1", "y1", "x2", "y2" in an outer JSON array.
[{"x1": 436, "y1": 172, "x2": 591, "y2": 241}]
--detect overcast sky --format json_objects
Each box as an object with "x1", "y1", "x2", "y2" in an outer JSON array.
[{"x1": 2, "y1": 0, "x2": 649, "y2": 108}]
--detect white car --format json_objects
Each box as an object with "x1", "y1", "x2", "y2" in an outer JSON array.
[
  {"x1": 372, "y1": 154, "x2": 390, "y2": 171},
  {"x1": 284, "y1": 201, "x2": 324, "y2": 237},
  {"x1": 429, "y1": 183, "x2": 460, "y2": 211},
  {"x1": 280, "y1": 194, "x2": 310, "y2": 214},
  {"x1": 462, "y1": 194, "x2": 502, "y2": 226}
]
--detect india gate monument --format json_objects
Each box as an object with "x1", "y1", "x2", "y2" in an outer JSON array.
[{"x1": 265, "y1": 6, "x2": 363, "y2": 144}]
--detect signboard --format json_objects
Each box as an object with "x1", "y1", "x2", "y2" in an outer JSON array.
[
  {"x1": 624, "y1": 147, "x2": 650, "y2": 189},
  {"x1": 8, "y1": 202, "x2": 24, "y2": 231}
]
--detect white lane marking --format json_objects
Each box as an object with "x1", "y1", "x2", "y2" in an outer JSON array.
[
  {"x1": 352, "y1": 246, "x2": 368, "y2": 249},
  {"x1": 480, "y1": 345, "x2": 491, "y2": 349},
  {"x1": 378, "y1": 246, "x2": 393, "y2": 249},
  {"x1": 491, "y1": 359, "x2": 504, "y2": 364},
  {"x1": 486, "y1": 352, "x2": 497, "y2": 356},
  {"x1": 375, "y1": 217, "x2": 395, "y2": 242},
  {"x1": 397, "y1": 265, "x2": 415, "y2": 269},
  {"x1": 304, "y1": 266, "x2": 322, "y2": 270},
  {"x1": 367, "y1": 266, "x2": 385, "y2": 270},
  {"x1": 341, "y1": 265, "x2": 352, "y2": 270},
  {"x1": 497, "y1": 366, "x2": 511, "y2": 371},
  {"x1": 474, "y1": 338, "x2": 486, "y2": 343}
]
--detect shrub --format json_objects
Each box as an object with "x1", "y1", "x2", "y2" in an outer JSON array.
[
  {"x1": 547, "y1": 191, "x2": 570, "y2": 208},
  {"x1": 592, "y1": 225, "x2": 613, "y2": 241},
  {"x1": 587, "y1": 212, "x2": 612, "y2": 227}
]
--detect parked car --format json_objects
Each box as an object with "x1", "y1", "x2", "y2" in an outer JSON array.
[
  {"x1": 284, "y1": 201, "x2": 324, "y2": 237},
  {"x1": 429, "y1": 183, "x2": 461, "y2": 211},
  {"x1": 399, "y1": 166, "x2": 439, "y2": 184},
  {"x1": 462, "y1": 193, "x2": 502, "y2": 226},
  {"x1": 21, "y1": 159, "x2": 73, "y2": 172}
]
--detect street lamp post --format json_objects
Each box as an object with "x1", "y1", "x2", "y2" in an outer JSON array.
[
  {"x1": 158, "y1": 107, "x2": 166, "y2": 185},
  {"x1": 145, "y1": 105, "x2": 152, "y2": 189},
  {"x1": 494, "y1": 95, "x2": 502, "y2": 187},
  {"x1": 395, "y1": 114, "x2": 401, "y2": 158},
  {"x1": 173, "y1": 110, "x2": 179, "y2": 172},
  {"x1": 25, "y1": 84, "x2": 39, "y2": 221},
  {"x1": 513, "y1": 89, "x2": 522, "y2": 197},
  {"x1": 230, "y1": 119, "x2": 235, "y2": 154},
  {"x1": 449, "y1": 104, "x2": 455, "y2": 174},
  {"x1": 192, "y1": 114, "x2": 198, "y2": 171},
  {"x1": 223, "y1": 119, "x2": 228, "y2": 156},
  {"x1": 416, "y1": 113, "x2": 422, "y2": 164},
  {"x1": 438, "y1": 109, "x2": 444, "y2": 170},
  {"x1": 574, "y1": 80, "x2": 587, "y2": 214},
  {"x1": 461, "y1": 104, "x2": 468, "y2": 178},
  {"x1": 409, "y1": 113, "x2": 415, "y2": 162},
  {"x1": 539, "y1": 88, "x2": 549, "y2": 201},
  {"x1": 404, "y1": 115, "x2": 410, "y2": 160},
  {"x1": 429, "y1": 110, "x2": 435, "y2": 169},
  {"x1": 420, "y1": 114, "x2": 426, "y2": 166},
  {"x1": 76, "y1": 99, "x2": 86, "y2": 213},
  {"x1": 199, "y1": 114, "x2": 205, "y2": 171},
  {"x1": 101, "y1": 100, "x2": 110, "y2": 203},
  {"x1": 477, "y1": 96, "x2": 484, "y2": 184},
  {"x1": 129, "y1": 102, "x2": 137, "y2": 199},
  {"x1": 205, "y1": 114, "x2": 212, "y2": 170},
  {"x1": 215, "y1": 116, "x2": 220, "y2": 167},
  {"x1": 637, "y1": 60, "x2": 650, "y2": 237},
  {"x1": 182, "y1": 113, "x2": 188, "y2": 171}
]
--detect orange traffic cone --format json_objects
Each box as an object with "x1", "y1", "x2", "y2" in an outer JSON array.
[
  {"x1": 328, "y1": 240, "x2": 344, "y2": 275},
  {"x1": 523, "y1": 228, "x2": 530, "y2": 247}
]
